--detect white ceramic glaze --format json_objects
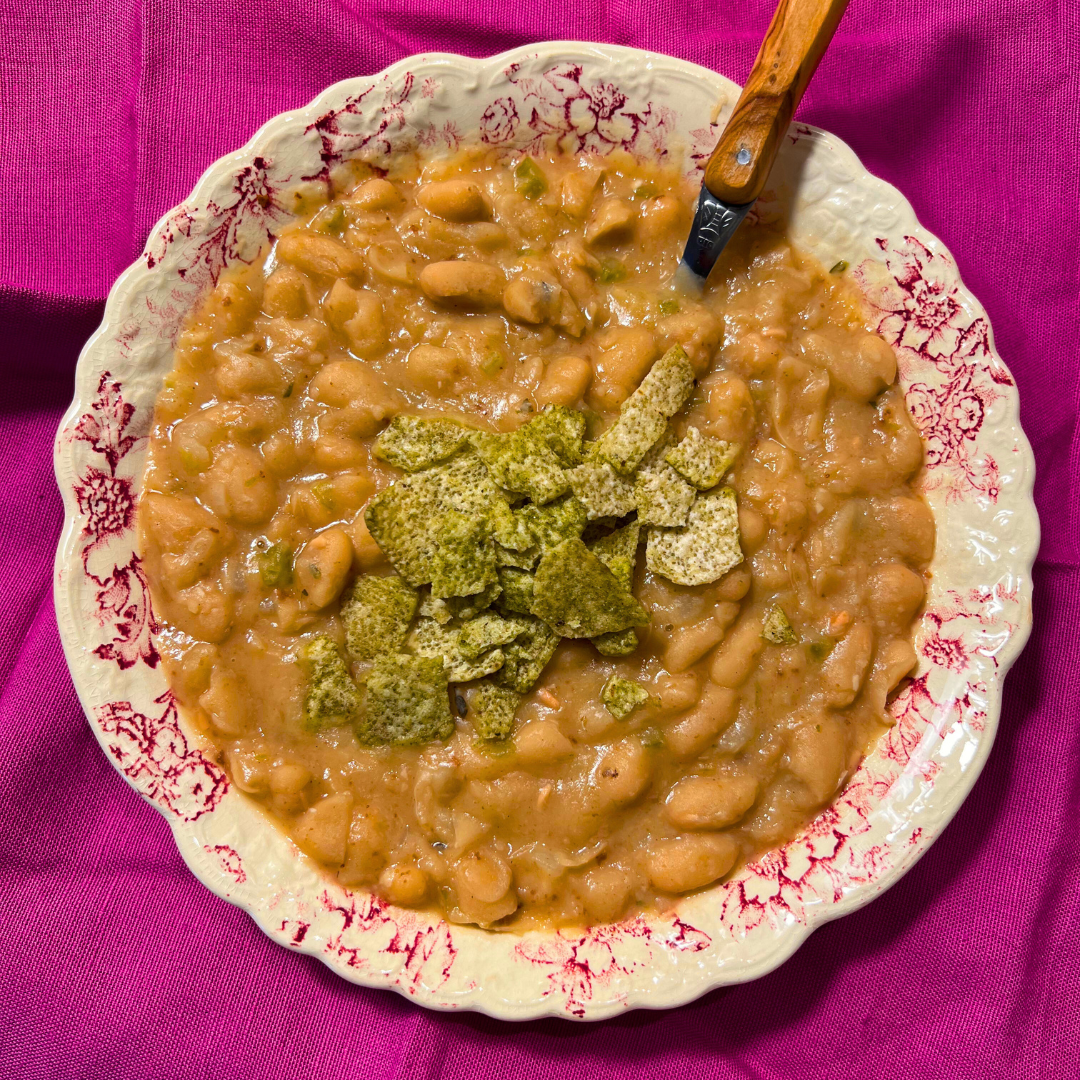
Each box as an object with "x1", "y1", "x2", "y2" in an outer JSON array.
[{"x1": 53, "y1": 43, "x2": 1038, "y2": 1020}]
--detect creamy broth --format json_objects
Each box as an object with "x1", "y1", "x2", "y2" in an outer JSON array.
[{"x1": 139, "y1": 146, "x2": 932, "y2": 930}]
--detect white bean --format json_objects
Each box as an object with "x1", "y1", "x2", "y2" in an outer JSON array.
[{"x1": 647, "y1": 833, "x2": 739, "y2": 893}]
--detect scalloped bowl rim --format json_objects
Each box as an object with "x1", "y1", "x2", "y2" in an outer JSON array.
[{"x1": 53, "y1": 42, "x2": 1038, "y2": 1020}]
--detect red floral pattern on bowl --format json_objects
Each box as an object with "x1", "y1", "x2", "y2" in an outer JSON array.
[{"x1": 53, "y1": 43, "x2": 1038, "y2": 1020}]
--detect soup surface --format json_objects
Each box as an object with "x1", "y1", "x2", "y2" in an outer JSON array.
[{"x1": 140, "y1": 146, "x2": 933, "y2": 930}]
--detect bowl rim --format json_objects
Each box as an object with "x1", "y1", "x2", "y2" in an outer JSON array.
[{"x1": 53, "y1": 40, "x2": 1039, "y2": 1020}]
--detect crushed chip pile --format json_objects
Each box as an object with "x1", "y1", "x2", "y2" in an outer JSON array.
[{"x1": 301, "y1": 350, "x2": 748, "y2": 747}]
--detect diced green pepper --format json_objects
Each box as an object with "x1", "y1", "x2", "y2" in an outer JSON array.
[
  {"x1": 514, "y1": 157, "x2": 548, "y2": 200},
  {"x1": 257, "y1": 543, "x2": 293, "y2": 588},
  {"x1": 596, "y1": 258, "x2": 627, "y2": 285}
]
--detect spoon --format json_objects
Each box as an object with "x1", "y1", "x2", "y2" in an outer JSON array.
[{"x1": 677, "y1": 0, "x2": 851, "y2": 292}]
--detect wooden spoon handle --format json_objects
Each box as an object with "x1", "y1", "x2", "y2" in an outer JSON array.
[{"x1": 703, "y1": 0, "x2": 850, "y2": 205}]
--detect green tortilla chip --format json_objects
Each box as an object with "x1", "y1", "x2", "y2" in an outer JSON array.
[
  {"x1": 601, "y1": 674, "x2": 650, "y2": 719},
  {"x1": 458, "y1": 611, "x2": 533, "y2": 659},
  {"x1": 417, "y1": 590, "x2": 453, "y2": 625},
  {"x1": 490, "y1": 496, "x2": 533, "y2": 552},
  {"x1": 447, "y1": 581, "x2": 502, "y2": 620},
  {"x1": 496, "y1": 567, "x2": 535, "y2": 614},
  {"x1": 588, "y1": 519, "x2": 641, "y2": 563},
  {"x1": 364, "y1": 449, "x2": 506, "y2": 587},
  {"x1": 373, "y1": 415, "x2": 472, "y2": 472},
  {"x1": 762, "y1": 605, "x2": 798, "y2": 645},
  {"x1": 495, "y1": 543, "x2": 541, "y2": 570},
  {"x1": 592, "y1": 408, "x2": 668, "y2": 478},
  {"x1": 567, "y1": 458, "x2": 637, "y2": 519},
  {"x1": 527, "y1": 405, "x2": 586, "y2": 466},
  {"x1": 430, "y1": 509, "x2": 498, "y2": 599},
  {"x1": 469, "y1": 682, "x2": 522, "y2": 741},
  {"x1": 300, "y1": 635, "x2": 363, "y2": 730},
  {"x1": 588, "y1": 520, "x2": 640, "y2": 591},
  {"x1": 637, "y1": 344, "x2": 696, "y2": 414},
  {"x1": 591, "y1": 345, "x2": 695, "y2": 474},
  {"x1": 531, "y1": 537, "x2": 649, "y2": 638},
  {"x1": 341, "y1": 574, "x2": 419, "y2": 662},
  {"x1": 358, "y1": 653, "x2": 454, "y2": 745},
  {"x1": 410, "y1": 617, "x2": 506, "y2": 682},
  {"x1": 492, "y1": 617, "x2": 559, "y2": 692},
  {"x1": 634, "y1": 460, "x2": 696, "y2": 527},
  {"x1": 492, "y1": 493, "x2": 587, "y2": 570},
  {"x1": 469, "y1": 427, "x2": 569, "y2": 504},
  {"x1": 593, "y1": 627, "x2": 639, "y2": 657},
  {"x1": 418, "y1": 581, "x2": 502, "y2": 625},
  {"x1": 645, "y1": 486, "x2": 743, "y2": 586},
  {"x1": 514, "y1": 493, "x2": 589, "y2": 553},
  {"x1": 665, "y1": 426, "x2": 740, "y2": 489}
]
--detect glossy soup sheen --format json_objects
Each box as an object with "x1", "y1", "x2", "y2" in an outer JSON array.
[{"x1": 139, "y1": 146, "x2": 933, "y2": 930}]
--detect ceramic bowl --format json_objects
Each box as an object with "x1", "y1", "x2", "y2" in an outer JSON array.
[{"x1": 53, "y1": 42, "x2": 1038, "y2": 1020}]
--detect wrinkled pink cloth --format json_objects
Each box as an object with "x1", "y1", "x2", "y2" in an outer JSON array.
[{"x1": 1, "y1": 2, "x2": 1077, "y2": 1076}]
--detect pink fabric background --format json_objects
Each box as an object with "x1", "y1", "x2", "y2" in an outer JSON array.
[{"x1": 2, "y1": 1, "x2": 1077, "y2": 1075}]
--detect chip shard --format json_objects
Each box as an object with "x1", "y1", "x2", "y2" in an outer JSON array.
[
  {"x1": 373, "y1": 415, "x2": 472, "y2": 472},
  {"x1": 531, "y1": 538, "x2": 649, "y2": 638},
  {"x1": 528, "y1": 405, "x2": 587, "y2": 466},
  {"x1": 567, "y1": 458, "x2": 637, "y2": 519},
  {"x1": 410, "y1": 617, "x2": 506, "y2": 682},
  {"x1": 588, "y1": 520, "x2": 641, "y2": 591},
  {"x1": 495, "y1": 543, "x2": 540, "y2": 570},
  {"x1": 341, "y1": 574, "x2": 419, "y2": 662},
  {"x1": 665, "y1": 426, "x2": 740, "y2": 489},
  {"x1": 364, "y1": 449, "x2": 505, "y2": 587},
  {"x1": 600, "y1": 674, "x2": 650, "y2": 719},
  {"x1": 300, "y1": 635, "x2": 363, "y2": 730},
  {"x1": 634, "y1": 460, "x2": 696, "y2": 527},
  {"x1": 762, "y1": 605, "x2": 798, "y2": 645},
  {"x1": 359, "y1": 653, "x2": 454, "y2": 745},
  {"x1": 470, "y1": 682, "x2": 522, "y2": 741},
  {"x1": 514, "y1": 493, "x2": 588, "y2": 555},
  {"x1": 430, "y1": 509, "x2": 498, "y2": 598},
  {"x1": 458, "y1": 611, "x2": 532, "y2": 659},
  {"x1": 496, "y1": 567, "x2": 535, "y2": 615},
  {"x1": 490, "y1": 497, "x2": 533, "y2": 552},
  {"x1": 593, "y1": 627, "x2": 639, "y2": 657},
  {"x1": 591, "y1": 345, "x2": 695, "y2": 473},
  {"x1": 645, "y1": 486, "x2": 743, "y2": 586},
  {"x1": 469, "y1": 426, "x2": 569, "y2": 505},
  {"x1": 492, "y1": 617, "x2": 559, "y2": 693},
  {"x1": 418, "y1": 581, "x2": 502, "y2": 625}
]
